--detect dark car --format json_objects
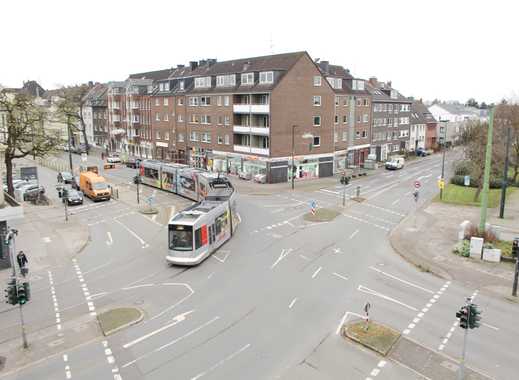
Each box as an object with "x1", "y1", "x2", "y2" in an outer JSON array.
[
  {"x1": 63, "y1": 189, "x2": 84, "y2": 205},
  {"x1": 125, "y1": 157, "x2": 141, "y2": 168},
  {"x1": 22, "y1": 184, "x2": 45, "y2": 201},
  {"x1": 416, "y1": 147, "x2": 430, "y2": 157},
  {"x1": 71, "y1": 176, "x2": 80, "y2": 190},
  {"x1": 57, "y1": 171, "x2": 73, "y2": 184}
]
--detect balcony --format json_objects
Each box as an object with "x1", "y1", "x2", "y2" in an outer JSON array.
[
  {"x1": 233, "y1": 125, "x2": 270, "y2": 136},
  {"x1": 234, "y1": 145, "x2": 269, "y2": 156},
  {"x1": 233, "y1": 104, "x2": 270, "y2": 114}
]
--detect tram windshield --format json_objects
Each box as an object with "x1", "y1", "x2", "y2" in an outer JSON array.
[{"x1": 169, "y1": 224, "x2": 193, "y2": 251}]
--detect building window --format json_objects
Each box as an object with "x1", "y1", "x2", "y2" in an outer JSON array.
[
  {"x1": 362, "y1": 130, "x2": 367, "y2": 138},
  {"x1": 165, "y1": 132, "x2": 170, "y2": 140},
  {"x1": 194, "y1": 77, "x2": 211, "y2": 88},
  {"x1": 164, "y1": 114, "x2": 169, "y2": 121},
  {"x1": 356, "y1": 99, "x2": 362, "y2": 106},
  {"x1": 363, "y1": 98, "x2": 369, "y2": 107},
  {"x1": 259, "y1": 71, "x2": 274, "y2": 84},
  {"x1": 343, "y1": 98, "x2": 349, "y2": 106},
  {"x1": 189, "y1": 114, "x2": 200, "y2": 123},
  {"x1": 313, "y1": 76, "x2": 321, "y2": 86},
  {"x1": 217, "y1": 116, "x2": 223, "y2": 125},
  {"x1": 179, "y1": 81, "x2": 185, "y2": 91},
  {"x1": 342, "y1": 131, "x2": 347, "y2": 141},
  {"x1": 363, "y1": 114, "x2": 369, "y2": 123},
  {"x1": 164, "y1": 98, "x2": 169, "y2": 106},
  {"x1": 217, "y1": 136, "x2": 223, "y2": 144},
  {"x1": 224, "y1": 134, "x2": 230, "y2": 145},
  {"x1": 155, "y1": 113, "x2": 160, "y2": 121},
  {"x1": 357, "y1": 115, "x2": 361, "y2": 123},
  {"x1": 190, "y1": 131, "x2": 199, "y2": 141},
  {"x1": 313, "y1": 136, "x2": 320, "y2": 147},
  {"x1": 343, "y1": 115, "x2": 348, "y2": 124},
  {"x1": 156, "y1": 131, "x2": 161, "y2": 140},
  {"x1": 352, "y1": 79, "x2": 365, "y2": 91},
  {"x1": 335, "y1": 96, "x2": 339, "y2": 106},
  {"x1": 224, "y1": 96, "x2": 230, "y2": 106},
  {"x1": 356, "y1": 131, "x2": 360, "y2": 139},
  {"x1": 313, "y1": 96, "x2": 321, "y2": 106},
  {"x1": 201, "y1": 132, "x2": 211, "y2": 143},
  {"x1": 224, "y1": 116, "x2": 230, "y2": 125},
  {"x1": 217, "y1": 96, "x2": 222, "y2": 106},
  {"x1": 334, "y1": 115, "x2": 338, "y2": 124},
  {"x1": 177, "y1": 98, "x2": 184, "y2": 106},
  {"x1": 177, "y1": 114, "x2": 183, "y2": 122},
  {"x1": 200, "y1": 96, "x2": 211, "y2": 106},
  {"x1": 216, "y1": 74, "x2": 236, "y2": 87},
  {"x1": 178, "y1": 133, "x2": 184, "y2": 142},
  {"x1": 155, "y1": 98, "x2": 160, "y2": 106},
  {"x1": 188, "y1": 97, "x2": 199, "y2": 106},
  {"x1": 313, "y1": 116, "x2": 321, "y2": 126},
  {"x1": 241, "y1": 73, "x2": 254, "y2": 85},
  {"x1": 399, "y1": 117, "x2": 409, "y2": 125},
  {"x1": 201, "y1": 115, "x2": 211, "y2": 124},
  {"x1": 334, "y1": 132, "x2": 338, "y2": 143}
]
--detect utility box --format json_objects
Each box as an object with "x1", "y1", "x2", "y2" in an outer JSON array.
[
  {"x1": 483, "y1": 248, "x2": 501, "y2": 263},
  {"x1": 469, "y1": 237, "x2": 484, "y2": 259}
]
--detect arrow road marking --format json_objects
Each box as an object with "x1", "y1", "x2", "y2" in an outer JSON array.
[
  {"x1": 357, "y1": 285, "x2": 418, "y2": 311},
  {"x1": 106, "y1": 231, "x2": 113, "y2": 246},
  {"x1": 122, "y1": 310, "x2": 194, "y2": 349},
  {"x1": 270, "y1": 248, "x2": 293, "y2": 269}
]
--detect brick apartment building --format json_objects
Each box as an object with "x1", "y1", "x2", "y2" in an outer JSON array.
[
  {"x1": 83, "y1": 83, "x2": 109, "y2": 148},
  {"x1": 366, "y1": 78, "x2": 413, "y2": 161}
]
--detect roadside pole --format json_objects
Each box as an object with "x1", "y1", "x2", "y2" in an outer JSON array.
[
  {"x1": 291, "y1": 125, "x2": 296, "y2": 190},
  {"x1": 499, "y1": 126, "x2": 511, "y2": 219},
  {"x1": 512, "y1": 256, "x2": 518, "y2": 297},
  {"x1": 479, "y1": 108, "x2": 495, "y2": 232},
  {"x1": 67, "y1": 116, "x2": 73, "y2": 173},
  {"x1": 64, "y1": 195, "x2": 68, "y2": 222},
  {"x1": 440, "y1": 146, "x2": 446, "y2": 200},
  {"x1": 459, "y1": 322, "x2": 468, "y2": 380},
  {"x1": 136, "y1": 178, "x2": 140, "y2": 204}
]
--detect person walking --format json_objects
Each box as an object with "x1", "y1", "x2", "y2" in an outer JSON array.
[{"x1": 16, "y1": 251, "x2": 28, "y2": 277}]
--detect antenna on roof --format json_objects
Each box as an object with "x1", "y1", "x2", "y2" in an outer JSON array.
[{"x1": 269, "y1": 33, "x2": 274, "y2": 54}]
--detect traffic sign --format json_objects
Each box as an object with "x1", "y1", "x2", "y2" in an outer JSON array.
[
  {"x1": 310, "y1": 200, "x2": 317, "y2": 215},
  {"x1": 414, "y1": 180, "x2": 421, "y2": 189},
  {"x1": 438, "y1": 179, "x2": 445, "y2": 190},
  {"x1": 81, "y1": 153, "x2": 87, "y2": 162}
]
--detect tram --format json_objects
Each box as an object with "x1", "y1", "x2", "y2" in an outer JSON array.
[
  {"x1": 139, "y1": 160, "x2": 232, "y2": 202},
  {"x1": 167, "y1": 179, "x2": 238, "y2": 265}
]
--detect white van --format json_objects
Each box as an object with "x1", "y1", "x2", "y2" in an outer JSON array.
[{"x1": 385, "y1": 156, "x2": 405, "y2": 170}]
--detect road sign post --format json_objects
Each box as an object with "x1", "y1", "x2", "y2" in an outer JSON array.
[
  {"x1": 363, "y1": 302, "x2": 371, "y2": 331},
  {"x1": 310, "y1": 200, "x2": 317, "y2": 215}
]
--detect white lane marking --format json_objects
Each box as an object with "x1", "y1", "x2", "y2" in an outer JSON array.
[
  {"x1": 311, "y1": 267, "x2": 322, "y2": 279},
  {"x1": 391, "y1": 199, "x2": 400, "y2": 205},
  {"x1": 358, "y1": 285, "x2": 418, "y2": 311},
  {"x1": 370, "y1": 368, "x2": 380, "y2": 376},
  {"x1": 106, "y1": 231, "x2": 113, "y2": 245},
  {"x1": 288, "y1": 298, "x2": 297, "y2": 309},
  {"x1": 299, "y1": 254, "x2": 310, "y2": 261},
  {"x1": 122, "y1": 317, "x2": 220, "y2": 368},
  {"x1": 368, "y1": 266, "x2": 434, "y2": 294},
  {"x1": 349, "y1": 229, "x2": 359, "y2": 239},
  {"x1": 87, "y1": 292, "x2": 107, "y2": 301},
  {"x1": 482, "y1": 322, "x2": 499, "y2": 331},
  {"x1": 189, "y1": 343, "x2": 251, "y2": 380},
  {"x1": 270, "y1": 248, "x2": 293, "y2": 269},
  {"x1": 212, "y1": 250, "x2": 230, "y2": 263},
  {"x1": 332, "y1": 272, "x2": 349, "y2": 281},
  {"x1": 122, "y1": 310, "x2": 194, "y2": 349},
  {"x1": 121, "y1": 283, "x2": 154, "y2": 291},
  {"x1": 114, "y1": 218, "x2": 148, "y2": 247},
  {"x1": 319, "y1": 188, "x2": 340, "y2": 195},
  {"x1": 336, "y1": 311, "x2": 367, "y2": 335},
  {"x1": 342, "y1": 213, "x2": 390, "y2": 232}
]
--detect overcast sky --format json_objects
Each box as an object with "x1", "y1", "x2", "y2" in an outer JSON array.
[{"x1": 1, "y1": 0, "x2": 517, "y2": 103}]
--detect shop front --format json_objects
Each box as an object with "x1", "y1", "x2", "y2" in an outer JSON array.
[{"x1": 289, "y1": 157, "x2": 319, "y2": 181}]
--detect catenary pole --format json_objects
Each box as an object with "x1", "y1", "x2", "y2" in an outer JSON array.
[
  {"x1": 479, "y1": 108, "x2": 494, "y2": 232},
  {"x1": 499, "y1": 126, "x2": 511, "y2": 218}
]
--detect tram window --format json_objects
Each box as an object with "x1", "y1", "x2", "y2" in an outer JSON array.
[
  {"x1": 215, "y1": 212, "x2": 227, "y2": 235},
  {"x1": 169, "y1": 225, "x2": 193, "y2": 251},
  {"x1": 144, "y1": 167, "x2": 159, "y2": 180}
]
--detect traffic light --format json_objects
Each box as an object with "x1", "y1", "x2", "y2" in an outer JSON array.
[
  {"x1": 512, "y1": 238, "x2": 519, "y2": 258},
  {"x1": 17, "y1": 282, "x2": 27, "y2": 305},
  {"x1": 456, "y1": 305, "x2": 469, "y2": 329},
  {"x1": 4, "y1": 278, "x2": 18, "y2": 305},
  {"x1": 133, "y1": 175, "x2": 141, "y2": 184},
  {"x1": 468, "y1": 304, "x2": 481, "y2": 329}
]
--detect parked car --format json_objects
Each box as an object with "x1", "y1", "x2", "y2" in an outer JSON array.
[
  {"x1": 385, "y1": 157, "x2": 405, "y2": 170},
  {"x1": 63, "y1": 189, "x2": 84, "y2": 205},
  {"x1": 57, "y1": 171, "x2": 73, "y2": 184},
  {"x1": 71, "y1": 176, "x2": 80, "y2": 190},
  {"x1": 238, "y1": 170, "x2": 251, "y2": 180},
  {"x1": 125, "y1": 157, "x2": 141, "y2": 168},
  {"x1": 415, "y1": 147, "x2": 430, "y2": 157},
  {"x1": 20, "y1": 184, "x2": 45, "y2": 201},
  {"x1": 106, "y1": 155, "x2": 121, "y2": 164},
  {"x1": 71, "y1": 146, "x2": 86, "y2": 154},
  {"x1": 15, "y1": 180, "x2": 37, "y2": 190},
  {"x1": 253, "y1": 173, "x2": 267, "y2": 184},
  {"x1": 3, "y1": 179, "x2": 24, "y2": 192}
]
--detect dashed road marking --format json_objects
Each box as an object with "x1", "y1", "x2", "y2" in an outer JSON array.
[
  {"x1": 288, "y1": 298, "x2": 297, "y2": 309},
  {"x1": 311, "y1": 267, "x2": 322, "y2": 279}
]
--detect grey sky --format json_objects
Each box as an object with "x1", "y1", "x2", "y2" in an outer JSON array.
[{"x1": 1, "y1": 0, "x2": 517, "y2": 103}]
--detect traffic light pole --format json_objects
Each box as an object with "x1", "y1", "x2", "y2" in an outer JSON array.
[
  {"x1": 512, "y1": 256, "x2": 519, "y2": 297},
  {"x1": 458, "y1": 325, "x2": 468, "y2": 380}
]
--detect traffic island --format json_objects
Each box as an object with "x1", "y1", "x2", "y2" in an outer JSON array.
[
  {"x1": 342, "y1": 320, "x2": 400, "y2": 356},
  {"x1": 303, "y1": 208, "x2": 340, "y2": 222},
  {"x1": 139, "y1": 206, "x2": 159, "y2": 215},
  {"x1": 97, "y1": 307, "x2": 144, "y2": 336}
]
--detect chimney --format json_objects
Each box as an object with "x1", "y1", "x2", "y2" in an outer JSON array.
[
  {"x1": 387, "y1": 80, "x2": 392, "y2": 88},
  {"x1": 320, "y1": 61, "x2": 329, "y2": 73},
  {"x1": 369, "y1": 77, "x2": 378, "y2": 86},
  {"x1": 208, "y1": 59, "x2": 217, "y2": 66},
  {"x1": 199, "y1": 59, "x2": 207, "y2": 66},
  {"x1": 88, "y1": 81, "x2": 94, "y2": 87},
  {"x1": 177, "y1": 64, "x2": 185, "y2": 68},
  {"x1": 189, "y1": 61, "x2": 198, "y2": 70}
]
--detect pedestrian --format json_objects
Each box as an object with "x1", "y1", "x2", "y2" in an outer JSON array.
[
  {"x1": 101, "y1": 152, "x2": 105, "y2": 160},
  {"x1": 16, "y1": 250, "x2": 28, "y2": 276}
]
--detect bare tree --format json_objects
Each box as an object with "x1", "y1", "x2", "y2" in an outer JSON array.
[
  {"x1": 0, "y1": 91, "x2": 60, "y2": 196},
  {"x1": 495, "y1": 103, "x2": 519, "y2": 182},
  {"x1": 53, "y1": 84, "x2": 91, "y2": 153}
]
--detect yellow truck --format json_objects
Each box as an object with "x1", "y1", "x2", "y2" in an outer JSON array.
[{"x1": 79, "y1": 171, "x2": 111, "y2": 201}]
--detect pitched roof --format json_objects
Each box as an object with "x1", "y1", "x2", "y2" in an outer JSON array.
[
  {"x1": 129, "y1": 69, "x2": 174, "y2": 81},
  {"x1": 84, "y1": 83, "x2": 108, "y2": 106},
  {"x1": 433, "y1": 103, "x2": 481, "y2": 116},
  {"x1": 412, "y1": 100, "x2": 436, "y2": 124},
  {"x1": 365, "y1": 81, "x2": 411, "y2": 103}
]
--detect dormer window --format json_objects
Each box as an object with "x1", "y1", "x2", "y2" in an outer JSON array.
[
  {"x1": 195, "y1": 76, "x2": 211, "y2": 88},
  {"x1": 352, "y1": 80, "x2": 364, "y2": 91},
  {"x1": 327, "y1": 77, "x2": 342, "y2": 90},
  {"x1": 216, "y1": 74, "x2": 236, "y2": 87},
  {"x1": 259, "y1": 71, "x2": 274, "y2": 84},
  {"x1": 241, "y1": 73, "x2": 254, "y2": 85},
  {"x1": 179, "y1": 81, "x2": 185, "y2": 91},
  {"x1": 390, "y1": 90, "x2": 398, "y2": 99}
]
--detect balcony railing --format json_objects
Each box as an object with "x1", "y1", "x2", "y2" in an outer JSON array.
[
  {"x1": 233, "y1": 126, "x2": 270, "y2": 136},
  {"x1": 233, "y1": 104, "x2": 270, "y2": 114},
  {"x1": 234, "y1": 145, "x2": 269, "y2": 156}
]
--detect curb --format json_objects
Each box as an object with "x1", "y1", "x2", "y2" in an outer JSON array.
[{"x1": 98, "y1": 307, "x2": 144, "y2": 336}]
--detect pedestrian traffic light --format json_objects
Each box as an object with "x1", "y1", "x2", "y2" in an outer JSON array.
[
  {"x1": 4, "y1": 278, "x2": 18, "y2": 305},
  {"x1": 456, "y1": 305, "x2": 469, "y2": 329},
  {"x1": 17, "y1": 283, "x2": 27, "y2": 305},
  {"x1": 512, "y1": 238, "x2": 519, "y2": 258},
  {"x1": 468, "y1": 304, "x2": 481, "y2": 329}
]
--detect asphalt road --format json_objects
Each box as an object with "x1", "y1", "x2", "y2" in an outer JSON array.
[{"x1": 1, "y1": 151, "x2": 518, "y2": 380}]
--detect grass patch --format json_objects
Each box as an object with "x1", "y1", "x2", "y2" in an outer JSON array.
[
  {"x1": 344, "y1": 320, "x2": 400, "y2": 356},
  {"x1": 303, "y1": 208, "x2": 340, "y2": 222},
  {"x1": 435, "y1": 184, "x2": 515, "y2": 207},
  {"x1": 493, "y1": 240, "x2": 513, "y2": 257},
  {"x1": 98, "y1": 307, "x2": 143, "y2": 336}
]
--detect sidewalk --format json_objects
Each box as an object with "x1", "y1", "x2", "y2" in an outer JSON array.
[{"x1": 390, "y1": 192, "x2": 519, "y2": 299}]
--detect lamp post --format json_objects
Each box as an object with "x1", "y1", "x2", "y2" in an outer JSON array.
[
  {"x1": 291, "y1": 125, "x2": 313, "y2": 190},
  {"x1": 439, "y1": 119, "x2": 448, "y2": 200}
]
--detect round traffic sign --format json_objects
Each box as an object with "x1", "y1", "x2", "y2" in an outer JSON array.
[{"x1": 414, "y1": 181, "x2": 421, "y2": 189}]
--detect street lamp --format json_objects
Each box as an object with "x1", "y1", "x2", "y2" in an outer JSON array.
[
  {"x1": 439, "y1": 119, "x2": 448, "y2": 200},
  {"x1": 290, "y1": 125, "x2": 313, "y2": 190}
]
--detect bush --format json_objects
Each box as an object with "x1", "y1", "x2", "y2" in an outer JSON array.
[
  {"x1": 450, "y1": 175, "x2": 467, "y2": 186},
  {"x1": 454, "y1": 161, "x2": 471, "y2": 176},
  {"x1": 453, "y1": 240, "x2": 470, "y2": 257}
]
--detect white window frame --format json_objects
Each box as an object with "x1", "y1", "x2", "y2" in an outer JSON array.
[
  {"x1": 313, "y1": 116, "x2": 321, "y2": 127},
  {"x1": 241, "y1": 73, "x2": 254, "y2": 86},
  {"x1": 224, "y1": 134, "x2": 230, "y2": 145},
  {"x1": 195, "y1": 76, "x2": 211, "y2": 88},
  {"x1": 313, "y1": 76, "x2": 322, "y2": 86},
  {"x1": 363, "y1": 114, "x2": 369, "y2": 123},
  {"x1": 259, "y1": 71, "x2": 274, "y2": 84},
  {"x1": 217, "y1": 96, "x2": 222, "y2": 106},
  {"x1": 163, "y1": 98, "x2": 168, "y2": 106},
  {"x1": 177, "y1": 98, "x2": 184, "y2": 106},
  {"x1": 313, "y1": 96, "x2": 321, "y2": 106},
  {"x1": 177, "y1": 114, "x2": 183, "y2": 122},
  {"x1": 216, "y1": 74, "x2": 236, "y2": 87},
  {"x1": 178, "y1": 133, "x2": 184, "y2": 142},
  {"x1": 154, "y1": 98, "x2": 160, "y2": 106},
  {"x1": 217, "y1": 136, "x2": 223, "y2": 144},
  {"x1": 155, "y1": 113, "x2": 160, "y2": 121},
  {"x1": 164, "y1": 114, "x2": 168, "y2": 121},
  {"x1": 224, "y1": 96, "x2": 230, "y2": 106},
  {"x1": 179, "y1": 81, "x2": 185, "y2": 91},
  {"x1": 313, "y1": 136, "x2": 320, "y2": 147}
]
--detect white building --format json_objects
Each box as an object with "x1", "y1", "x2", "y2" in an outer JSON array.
[{"x1": 428, "y1": 103, "x2": 486, "y2": 145}]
